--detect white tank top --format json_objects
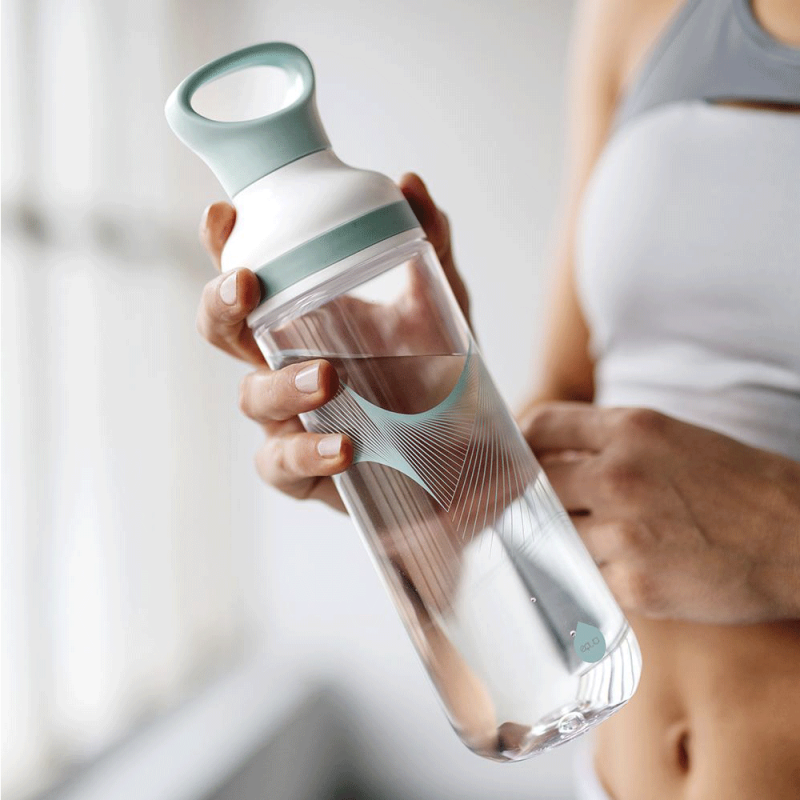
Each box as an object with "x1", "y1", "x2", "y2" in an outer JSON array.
[{"x1": 575, "y1": 0, "x2": 800, "y2": 461}]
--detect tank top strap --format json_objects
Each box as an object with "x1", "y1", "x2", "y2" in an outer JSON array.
[{"x1": 613, "y1": 0, "x2": 800, "y2": 131}]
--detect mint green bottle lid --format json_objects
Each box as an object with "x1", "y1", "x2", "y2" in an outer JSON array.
[
  {"x1": 165, "y1": 42, "x2": 331, "y2": 196},
  {"x1": 166, "y1": 42, "x2": 423, "y2": 308}
]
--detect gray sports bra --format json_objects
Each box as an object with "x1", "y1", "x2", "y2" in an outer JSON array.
[{"x1": 615, "y1": 0, "x2": 800, "y2": 129}]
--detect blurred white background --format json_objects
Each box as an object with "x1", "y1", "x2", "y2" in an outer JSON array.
[{"x1": 2, "y1": 1, "x2": 580, "y2": 798}]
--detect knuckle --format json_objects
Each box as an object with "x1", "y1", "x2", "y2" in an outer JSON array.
[
  {"x1": 524, "y1": 404, "x2": 554, "y2": 437},
  {"x1": 272, "y1": 439, "x2": 292, "y2": 477},
  {"x1": 197, "y1": 286, "x2": 226, "y2": 342},
  {"x1": 241, "y1": 371, "x2": 283, "y2": 421},
  {"x1": 617, "y1": 564, "x2": 660, "y2": 612},
  {"x1": 280, "y1": 364, "x2": 302, "y2": 396},
  {"x1": 201, "y1": 276, "x2": 219, "y2": 308},
  {"x1": 196, "y1": 312, "x2": 224, "y2": 349},
  {"x1": 195, "y1": 307, "x2": 209, "y2": 340},
  {"x1": 254, "y1": 442, "x2": 275, "y2": 486},
  {"x1": 274, "y1": 372, "x2": 297, "y2": 414},
  {"x1": 618, "y1": 407, "x2": 666, "y2": 438},
  {"x1": 600, "y1": 458, "x2": 645, "y2": 496},
  {"x1": 609, "y1": 520, "x2": 646, "y2": 553},
  {"x1": 255, "y1": 436, "x2": 286, "y2": 486},
  {"x1": 283, "y1": 435, "x2": 315, "y2": 477},
  {"x1": 196, "y1": 287, "x2": 215, "y2": 331},
  {"x1": 267, "y1": 369, "x2": 301, "y2": 418},
  {"x1": 238, "y1": 375, "x2": 253, "y2": 417},
  {"x1": 436, "y1": 215, "x2": 451, "y2": 247}
]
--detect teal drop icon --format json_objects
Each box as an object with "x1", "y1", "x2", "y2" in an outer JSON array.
[{"x1": 574, "y1": 622, "x2": 606, "y2": 663}]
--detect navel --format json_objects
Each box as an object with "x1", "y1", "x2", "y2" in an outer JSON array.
[{"x1": 665, "y1": 721, "x2": 692, "y2": 775}]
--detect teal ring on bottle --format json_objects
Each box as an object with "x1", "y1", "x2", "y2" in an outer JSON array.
[
  {"x1": 164, "y1": 42, "x2": 331, "y2": 196},
  {"x1": 254, "y1": 200, "x2": 421, "y2": 304}
]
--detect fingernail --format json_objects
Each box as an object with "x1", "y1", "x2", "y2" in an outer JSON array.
[
  {"x1": 317, "y1": 434, "x2": 342, "y2": 458},
  {"x1": 219, "y1": 271, "x2": 238, "y2": 305},
  {"x1": 294, "y1": 362, "x2": 320, "y2": 393},
  {"x1": 201, "y1": 204, "x2": 212, "y2": 234}
]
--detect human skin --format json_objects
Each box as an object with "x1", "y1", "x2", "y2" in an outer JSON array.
[
  {"x1": 196, "y1": 173, "x2": 466, "y2": 511},
  {"x1": 194, "y1": 0, "x2": 800, "y2": 794}
]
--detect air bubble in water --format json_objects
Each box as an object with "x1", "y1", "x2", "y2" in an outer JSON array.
[{"x1": 558, "y1": 711, "x2": 586, "y2": 735}]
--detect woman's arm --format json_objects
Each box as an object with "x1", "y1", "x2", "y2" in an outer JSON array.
[
  {"x1": 522, "y1": 0, "x2": 624, "y2": 408},
  {"x1": 521, "y1": 0, "x2": 680, "y2": 409}
]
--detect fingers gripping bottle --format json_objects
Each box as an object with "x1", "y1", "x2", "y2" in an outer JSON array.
[{"x1": 166, "y1": 42, "x2": 640, "y2": 761}]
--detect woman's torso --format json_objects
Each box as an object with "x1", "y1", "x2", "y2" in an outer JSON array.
[{"x1": 574, "y1": 0, "x2": 800, "y2": 796}]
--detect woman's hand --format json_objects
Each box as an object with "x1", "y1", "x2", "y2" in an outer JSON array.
[
  {"x1": 195, "y1": 172, "x2": 467, "y2": 511},
  {"x1": 521, "y1": 403, "x2": 800, "y2": 624}
]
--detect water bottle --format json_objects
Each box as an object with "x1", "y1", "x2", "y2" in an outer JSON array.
[{"x1": 165, "y1": 42, "x2": 641, "y2": 761}]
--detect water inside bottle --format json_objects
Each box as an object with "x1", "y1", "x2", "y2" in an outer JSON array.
[{"x1": 278, "y1": 351, "x2": 640, "y2": 760}]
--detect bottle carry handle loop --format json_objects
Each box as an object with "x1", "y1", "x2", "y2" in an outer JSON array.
[{"x1": 164, "y1": 42, "x2": 330, "y2": 196}]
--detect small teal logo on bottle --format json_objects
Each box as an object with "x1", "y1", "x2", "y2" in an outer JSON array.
[{"x1": 574, "y1": 622, "x2": 606, "y2": 663}]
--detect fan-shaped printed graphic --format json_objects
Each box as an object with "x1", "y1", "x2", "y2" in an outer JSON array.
[
  {"x1": 309, "y1": 349, "x2": 556, "y2": 535},
  {"x1": 312, "y1": 350, "x2": 479, "y2": 508}
]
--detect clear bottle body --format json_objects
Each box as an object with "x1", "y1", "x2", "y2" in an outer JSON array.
[{"x1": 251, "y1": 235, "x2": 641, "y2": 760}]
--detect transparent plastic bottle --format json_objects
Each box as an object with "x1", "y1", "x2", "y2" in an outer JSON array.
[{"x1": 166, "y1": 42, "x2": 641, "y2": 761}]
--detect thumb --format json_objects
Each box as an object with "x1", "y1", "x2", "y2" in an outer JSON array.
[{"x1": 398, "y1": 172, "x2": 451, "y2": 262}]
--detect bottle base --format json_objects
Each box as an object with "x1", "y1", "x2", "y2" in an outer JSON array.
[{"x1": 463, "y1": 623, "x2": 642, "y2": 762}]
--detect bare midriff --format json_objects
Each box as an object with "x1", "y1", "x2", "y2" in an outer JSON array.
[{"x1": 593, "y1": 614, "x2": 800, "y2": 799}]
